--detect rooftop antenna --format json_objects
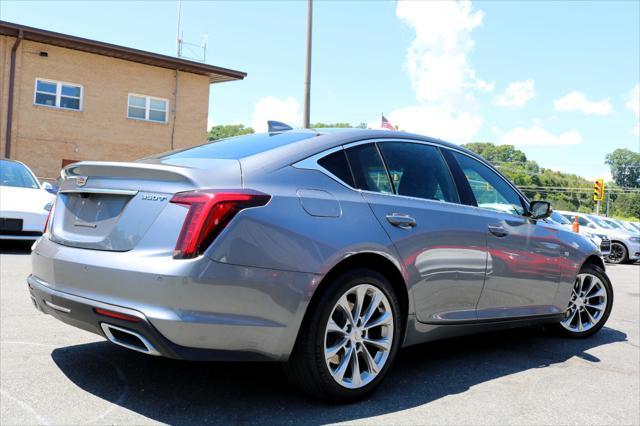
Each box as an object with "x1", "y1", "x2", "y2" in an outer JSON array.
[
  {"x1": 176, "y1": 0, "x2": 182, "y2": 57},
  {"x1": 175, "y1": 0, "x2": 207, "y2": 62}
]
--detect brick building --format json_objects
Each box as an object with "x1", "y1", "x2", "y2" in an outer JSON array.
[{"x1": 0, "y1": 21, "x2": 245, "y2": 178}]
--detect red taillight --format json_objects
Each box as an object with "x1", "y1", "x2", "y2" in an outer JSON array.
[
  {"x1": 94, "y1": 308, "x2": 141, "y2": 323},
  {"x1": 43, "y1": 201, "x2": 55, "y2": 235},
  {"x1": 170, "y1": 190, "x2": 270, "y2": 259}
]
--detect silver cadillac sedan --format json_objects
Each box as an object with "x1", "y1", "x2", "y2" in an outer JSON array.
[{"x1": 29, "y1": 129, "x2": 612, "y2": 401}]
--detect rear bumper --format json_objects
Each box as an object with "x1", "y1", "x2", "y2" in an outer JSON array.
[
  {"x1": 28, "y1": 275, "x2": 272, "y2": 360},
  {"x1": 30, "y1": 237, "x2": 319, "y2": 361}
]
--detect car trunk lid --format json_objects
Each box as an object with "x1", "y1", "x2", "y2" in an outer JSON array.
[{"x1": 50, "y1": 160, "x2": 241, "y2": 251}]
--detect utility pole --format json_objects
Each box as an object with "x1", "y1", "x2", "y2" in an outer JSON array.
[{"x1": 302, "y1": 0, "x2": 313, "y2": 128}]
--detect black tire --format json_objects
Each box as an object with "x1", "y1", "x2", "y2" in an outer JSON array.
[
  {"x1": 551, "y1": 263, "x2": 613, "y2": 338},
  {"x1": 607, "y1": 242, "x2": 628, "y2": 264},
  {"x1": 284, "y1": 268, "x2": 402, "y2": 402}
]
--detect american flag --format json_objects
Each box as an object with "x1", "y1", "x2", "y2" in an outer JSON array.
[{"x1": 381, "y1": 114, "x2": 394, "y2": 130}]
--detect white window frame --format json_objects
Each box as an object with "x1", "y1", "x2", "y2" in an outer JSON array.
[
  {"x1": 127, "y1": 93, "x2": 169, "y2": 124},
  {"x1": 33, "y1": 78, "x2": 83, "y2": 111}
]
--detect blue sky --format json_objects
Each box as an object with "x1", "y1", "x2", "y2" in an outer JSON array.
[{"x1": 2, "y1": 0, "x2": 639, "y2": 180}]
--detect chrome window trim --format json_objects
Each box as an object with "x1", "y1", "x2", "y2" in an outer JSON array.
[{"x1": 292, "y1": 137, "x2": 529, "y2": 210}]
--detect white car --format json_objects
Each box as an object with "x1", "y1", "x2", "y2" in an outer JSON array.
[
  {"x1": 0, "y1": 159, "x2": 55, "y2": 240},
  {"x1": 558, "y1": 210, "x2": 640, "y2": 264},
  {"x1": 547, "y1": 210, "x2": 610, "y2": 256}
]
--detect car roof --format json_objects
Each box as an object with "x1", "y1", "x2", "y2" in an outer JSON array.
[
  {"x1": 145, "y1": 128, "x2": 485, "y2": 175},
  {"x1": 236, "y1": 129, "x2": 485, "y2": 175}
]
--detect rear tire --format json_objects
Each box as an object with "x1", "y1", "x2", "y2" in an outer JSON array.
[
  {"x1": 284, "y1": 268, "x2": 402, "y2": 402},
  {"x1": 607, "y1": 242, "x2": 628, "y2": 264},
  {"x1": 551, "y1": 264, "x2": 613, "y2": 338}
]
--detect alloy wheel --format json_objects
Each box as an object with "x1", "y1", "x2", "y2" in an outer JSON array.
[
  {"x1": 607, "y1": 243, "x2": 626, "y2": 264},
  {"x1": 560, "y1": 273, "x2": 608, "y2": 333},
  {"x1": 324, "y1": 284, "x2": 394, "y2": 389}
]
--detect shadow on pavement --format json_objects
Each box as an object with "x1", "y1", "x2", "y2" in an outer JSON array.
[
  {"x1": 0, "y1": 240, "x2": 33, "y2": 254},
  {"x1": 51, "y1": 325, "x2": 627, "y2": 424}
]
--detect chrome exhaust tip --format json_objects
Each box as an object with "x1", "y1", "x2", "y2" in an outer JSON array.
[{"x1": 100, "y1": 323, "x2": 161, "y2": 356}]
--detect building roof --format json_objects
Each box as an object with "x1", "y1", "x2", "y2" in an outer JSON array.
[{"x1": 0, "y1": 21, "x2": 246, "y2": 83}]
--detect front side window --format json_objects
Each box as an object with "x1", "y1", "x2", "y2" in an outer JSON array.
[
  {"x1": 344, "y1": 144, "x2": 392, "y2": 193},
  {"x1": 34, "y1": 79, "x2": 82, "y2": 110},
  {"x1": 128, "y1": 94, "x2": 168, "y2": 123},
  {"x1": 453, "y1": 152, "x2": 525, "y2": 216},
  {"x1": 378, "y1": 142, "x2": 459, "y2": 203}
]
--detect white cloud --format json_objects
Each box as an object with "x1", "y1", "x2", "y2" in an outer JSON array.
[
  {"x1": 498, "y1": 125, "x2": 582, "y2": 146},
  {"x1": 625, "y1": 84, "x2": 639, "y2": 135},
  {"x1": 494, "y1": 79, "x2": 535, "y2": 108},
  {"x1": 379, "y1": 1, "x2": 488, "y2": 143},
  {"x1": 553, "y1": 91, "x2": 613, "y2": 115},
  {"x1": 250, "y1": 96, "x2": 300, "y2": 132},
  {"x1": 371, "y1": 106, "x2": 483, "y2": 143},
  {"x1": 397, "y1": 0, "x2": 493, "y2": 105},
  {"x1": 207, "y1": 116, "x2": 215, "y2": 131}
]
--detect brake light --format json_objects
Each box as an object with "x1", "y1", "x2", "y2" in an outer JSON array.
[
  {"x1": 170, "y1": 190, "x2": 270, "y2": 259},
  {"x1": 43, "y1": 201, "x2": 55, "y2": 235}
]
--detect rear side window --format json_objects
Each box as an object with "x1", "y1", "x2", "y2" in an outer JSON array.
[
  {"x1": 378, "y1": 142, "x2": 459, "y2": 203},
  {"x1": 344, "y1": 144, "x2": 392, "y2": 193},
  {"x1": 318, "y1": 150, "x2": 355, "y2": 187}
]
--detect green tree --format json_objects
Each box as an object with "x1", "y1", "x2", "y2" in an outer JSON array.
[
  {"x1": 605, "y1": 148, "x2": 640, "y2": 188},
  {"x1": 208, "y1": 124, "x2": 254, "y2": 141},
  {"x1": 463, "y1": 143, "x2": 528, "y2": 163}
]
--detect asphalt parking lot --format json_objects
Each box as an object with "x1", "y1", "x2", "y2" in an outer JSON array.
[{"x1": 1, "y1": 241, "x2": 638, "y2": 425}]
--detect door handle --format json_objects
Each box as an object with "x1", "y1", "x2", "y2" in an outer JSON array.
[
  {"x1": 488, "y1": 224, "x2": 508, "y2": 237},
  {"x1": 386, "y1": 213, "x2": 417, "y2": 229}
]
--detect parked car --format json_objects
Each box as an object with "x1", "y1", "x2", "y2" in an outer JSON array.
[
  {"x1": 546, "y1": 211, "x2": 610, "y2": 256},
  {"x1": 0, "y1": 159, "x2": 55, "y2": 240},
  {"x1": 558, "y1": 210, "x2": 640, "y2": 264},
  {"x1": 29, "y1": 130, "x2": 613, "y2": 401},
  {"x1": 607, "y1": 218, "x2": 640, "y2": 235}
]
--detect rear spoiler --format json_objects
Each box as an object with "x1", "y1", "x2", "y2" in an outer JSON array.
[{"x1": 62, "y1": 161, "x2": 195, "y2": 183}]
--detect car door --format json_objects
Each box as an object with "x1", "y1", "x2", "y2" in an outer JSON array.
[
  {"x1": 345, "y1": 141, "x2": 488, "y2": 323},
  {"x1": 449, "y1": 151, "x2": 564, "y2": 320}
]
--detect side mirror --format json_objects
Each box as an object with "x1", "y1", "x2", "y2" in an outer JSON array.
[
  {"x1": 587, "y1": 223, "x2": 596, "y2": 229},
  {"x1": 42, "y1": 182, "x2": 56, "y2": 194},
  {"x1": 529, "y1": 200, "x2": 552, "y2": 220}
]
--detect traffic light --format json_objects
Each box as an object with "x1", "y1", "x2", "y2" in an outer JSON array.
[{"x1": 593, "y1": 178, "x2": 604, "y2": 202}]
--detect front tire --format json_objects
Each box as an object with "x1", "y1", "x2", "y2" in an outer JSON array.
[
  {"x1": 285, "y1": 269, "x2": 402, "y2": 402},
  {"x1": 607, "y1": 242, "x2": 628, "y2": 264},
  {"x1": 553, "y1": 264, "x2": 613, "y2": 338}
]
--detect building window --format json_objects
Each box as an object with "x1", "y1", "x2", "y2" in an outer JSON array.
[
  {"x1": 127, "y1": 94, "x2": 168, "y2": 123},
  {"x1": 34, "y1": 79, "x2": 82, "y2": 110}
]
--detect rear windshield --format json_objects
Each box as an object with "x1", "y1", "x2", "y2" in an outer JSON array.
[
  {"x1": 0, "y1": 160, "x2": 40, "y2": 189},
  {"x1": 155, "y1": 132, "x2": 317, "y2": 160}
]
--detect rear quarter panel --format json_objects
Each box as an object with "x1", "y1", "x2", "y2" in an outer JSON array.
[{"x1": 204, "y1": 165, "x2": 408, "y2": 302}]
